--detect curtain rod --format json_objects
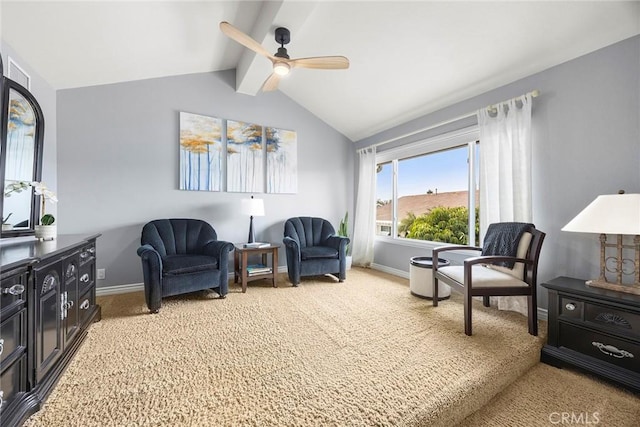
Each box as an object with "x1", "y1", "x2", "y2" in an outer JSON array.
[
  {"x1": 486, "y1": 89, "x2": 540, "y2": 114},
  {"x1": 369, "y1": 89, "x2": 540, "y2": 149}
]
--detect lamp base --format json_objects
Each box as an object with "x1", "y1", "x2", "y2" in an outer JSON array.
[
  {"x1": 247, "y1": 216, "x2": 255, "y2": 244},
  {"x1": 586, "y1": 279, "x2": 640, "y2": 296}
]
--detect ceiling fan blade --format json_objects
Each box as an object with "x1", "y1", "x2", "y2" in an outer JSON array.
[
  {"x1": 219, "y1": 21, "x2": 273, "y2": 59},
  {"x1": 262, "y1": 73, "x2": 281, "y2": 92},
  {"x1": 289, "y1": 56, "x2": 350, "y2": 70}
]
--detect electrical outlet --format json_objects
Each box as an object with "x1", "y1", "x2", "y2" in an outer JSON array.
[{"x1": 97, "y1": 269, "x2": 106, "y2": 280}]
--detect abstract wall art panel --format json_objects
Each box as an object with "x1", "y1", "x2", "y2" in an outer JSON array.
[
  {"x1": 227, "y1": 120, "x2": 264, "y2": 193},
  {"x1": 179, "y1": 112, "x2": 223, "y2": 191},
  {"x1": 266, "y1": 127, "x2": 297, "y2": 194}
]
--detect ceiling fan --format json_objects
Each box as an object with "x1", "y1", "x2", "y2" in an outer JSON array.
[{"x1": 219, "y1": 21, "x2": 349, "y2": 92}]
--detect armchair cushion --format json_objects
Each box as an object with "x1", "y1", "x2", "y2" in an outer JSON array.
[
  {"x1": 163, "y1": 254, "x2": 219, "y2": 276},
  {"x1": 438, "y1": 265, "x2": 529, "y2": 288},
  {"x1": 301, "y1": 246, "x2": 339, "y2": 260}
]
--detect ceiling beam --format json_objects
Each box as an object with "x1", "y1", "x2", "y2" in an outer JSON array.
[{"x1": 235, "y1": 0, "x2": 318, "y2": 96}]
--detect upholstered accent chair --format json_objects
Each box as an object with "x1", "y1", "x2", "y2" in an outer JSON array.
[
  {"x1": 432, "y1": 222, "x2": 545, "y2": 336},
  {"x1": 137, "y1": 218, "x2": 234, "y2": 313},
  {"x1": 283, "y1": 216, "x2": 350, "y2": 286}
]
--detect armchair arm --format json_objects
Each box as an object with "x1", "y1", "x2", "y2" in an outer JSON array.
[
  {"x1": 432, "y1": 245, "x2": 481, "y2": 273},
  {"x1": 283, "y1": 236, "x2": 301, "y2": 257},
  {"x1": 137, "y1": 244, "x2": 163, "y2": 312},
  {"x1": 283, "y1": 236, "x2": 301, "y2": 285},
  {"x1": 203, "y1": 240, "x2": 235, "y2": 260},
  {"x1": 432, "y1": 245, "x2": 482, "y2": 257},
  {"x1": 464, "y1": 255, "x2": 532, "y2": 267},
  {"x1": 325, "y1": 235, "x2": 350, "y2": 256},
  {"x1": 203, "y1": 240, "x2": 234, "y2": 281}
]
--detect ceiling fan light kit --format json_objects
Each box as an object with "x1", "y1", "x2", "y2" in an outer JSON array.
[
  {"x1": 273, "y1": 62, "x2": 290, "y2": 76},
  {"x1": 219, "y1": 21, "x2": 349, "y2": 92}
]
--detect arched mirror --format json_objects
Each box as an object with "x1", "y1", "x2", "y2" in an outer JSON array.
[{"x1": 0, "y1": 63, "x2": 45, "y2": 238}]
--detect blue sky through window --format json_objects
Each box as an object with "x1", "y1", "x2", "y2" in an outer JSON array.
[{"x1": 377, "y1": 147, "x2": 469, "y2": 201}]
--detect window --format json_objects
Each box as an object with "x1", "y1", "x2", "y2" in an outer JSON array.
[{"x1": 375, "y1": 127, "x2": 479, "y2": 246}]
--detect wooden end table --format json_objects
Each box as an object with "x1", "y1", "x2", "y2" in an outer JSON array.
[{"x1": 233, "y1": 243, "x2": 280, "y2": 293}]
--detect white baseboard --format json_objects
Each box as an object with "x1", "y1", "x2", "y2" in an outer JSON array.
[
  {"x1": 96, "y1": 283, "x2": 143, "y2": 296},
  {"x1": 537, "y1": 307, "x2": 548, "y2": 322},
  {"x1": 370, "y1": 263, "x2": 549, "y2": 321},
  {"x1": 371, "y1": 263, "x2": 410, "y2": 279}
]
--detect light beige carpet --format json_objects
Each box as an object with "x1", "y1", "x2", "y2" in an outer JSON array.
[
  {"x1": 25, "y1": 268, "x2": 546, "y2": 426},
  {"x1": 461, "y1": 363, "x2": 640, "y2": 426}
]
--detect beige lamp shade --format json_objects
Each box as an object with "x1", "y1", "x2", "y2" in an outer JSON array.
[{"x1": 562, "y1": 193, "x2": 640, "y2": 235}]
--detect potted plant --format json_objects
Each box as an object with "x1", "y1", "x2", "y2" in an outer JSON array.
[
  {"x1": 338, "y1": 211, "x2": 352, "y2": 269},
  {"x1": 32, "y1": 182, "x2": 58, "y2": 240}
]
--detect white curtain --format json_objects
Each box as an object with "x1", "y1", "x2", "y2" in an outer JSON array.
[
  {"x1": 478, "y1": 93, "x2": 532, "y2": 315},
  {"x1": 351, "y1": 146, "x2": 376, "y2": 267}
]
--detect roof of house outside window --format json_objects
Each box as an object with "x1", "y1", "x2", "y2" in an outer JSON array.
[{"x1": 376, "y1": 191, "x2": 479, "y2": 222}]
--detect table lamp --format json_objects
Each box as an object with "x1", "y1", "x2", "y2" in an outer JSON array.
[
  {"x1": 241, "y1": 195, "x2": 265, "y2": 243},
  {"x1": 562, "y1": 191, "x2": 640, "y2": 295}
]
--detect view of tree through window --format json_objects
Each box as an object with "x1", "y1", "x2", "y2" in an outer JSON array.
[{"x1": 376, "y1": 143, "x2": 479, "y2": 245}]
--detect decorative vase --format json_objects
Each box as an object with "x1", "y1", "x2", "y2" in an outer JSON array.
[
  {"x1": 346, "y1": 255, "x2": 353, "y2": 270},
  {"x1": 35, "y1": 224, "x2": 57, "y2": 241}
]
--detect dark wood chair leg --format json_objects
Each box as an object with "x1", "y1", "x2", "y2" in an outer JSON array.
[
  {"x1": 483, "y1": 296, "x2": 490, "y2": 307},
  {"x1": 528, "y1": 294, "x2": 538, "y2": 336},
  {"x1": 464, "y1": 288, "x2": 472, "y2": 336},
  {"x1": 433, "y1": 276, "x2": 439, "y2": 307}
]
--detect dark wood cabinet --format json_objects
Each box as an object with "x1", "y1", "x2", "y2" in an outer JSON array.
[
  {"x1": 0, "y1": 265, "x2": 29, "y2": 420},
  {"x1": 0, "y1": 234, "x2": 101, "y2": 426},
  {"x1": 541, "y1": 276, "x2": 640, "y2": 393}
]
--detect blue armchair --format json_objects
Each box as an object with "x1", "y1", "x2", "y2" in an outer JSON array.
[
  {"x1": 137, "y1": 218, "x2": 234, "y2": 313},
  {"x1": 283, "y1": 217, "x2": 350, "y2": 286}
]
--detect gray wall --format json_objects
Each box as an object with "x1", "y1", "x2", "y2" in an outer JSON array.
[
  {"x1": 56, "y1": 70, "x2": 353, "y2": 287},
  {"x1": 356, "y1": 35, "x2": 640, "y2": 308}
]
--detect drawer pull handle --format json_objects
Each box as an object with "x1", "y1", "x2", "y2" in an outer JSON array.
[
  {"x1": 0, "y1": 338, "x2": 4, "y2": 356},
  {"x1": 80, "y1": 299, "x2": 90, "y2": 310},
  {"x1": 80, "y1": 273, "x2": 90, "y2": 283},
  {"x1": 87, "y1": 247, "x2": 96, "y2": 254},
  {"x1": 2, "y1": 284, "x2": 25, "y2": 295},
  {"x1": 61, "y1": 291, "x2": 68, "y2": 320},
  {"x1": 592, "y1": 342, "x2": 634, "y2": 359},
  {"x1": 565, "y1": 303, "x2": 576, "y2": 311},
  {"x1": 0, "y1": 390, "x2": 3, "y2": 408}
]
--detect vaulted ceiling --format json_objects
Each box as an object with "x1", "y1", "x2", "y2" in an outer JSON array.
[{"x1": 2, "y1": 1, "x2": 639, "y2": 141}]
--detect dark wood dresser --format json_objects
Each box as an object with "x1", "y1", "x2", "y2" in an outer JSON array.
[
  {"x1": 541, "y1": 276, "x2": 640, "y2": 393},
  {"x1": 0, "y1": 234, "x2": 101, "y2": 426}
]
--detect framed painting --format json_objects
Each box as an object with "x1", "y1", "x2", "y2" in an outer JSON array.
[
  {"x1": 179, "y1": 112, "x2": 222, "y2": 191},
  {"x1": 266, "y1": 127, "x2": 297, "y2": 194},
  {"x1": 227, "y1": 119, "x2": 263, "y2": 193}
]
